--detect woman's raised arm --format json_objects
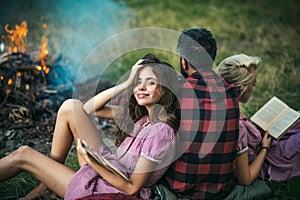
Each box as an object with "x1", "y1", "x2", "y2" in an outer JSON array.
[{"x1": 83, "y1": 59, "x2": 145, "y2": 117}]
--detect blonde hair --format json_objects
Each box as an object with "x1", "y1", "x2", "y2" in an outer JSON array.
[{"x1": 216, "y1": 54, "x2": 261, "y2": 87}]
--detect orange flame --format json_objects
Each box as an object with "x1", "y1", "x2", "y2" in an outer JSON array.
[
  {"x1": 3, "y1": 21, "x2": 51, "y2": 75},
  {"x1": 43, "y1": 65, "x2": 50, "y2": 74},
  {"x1": 35, "y1": 65, "x2": 43, "y2": 71},
  {"x1": 40, "y1": 23, "x2": 49, "y2": 66},
  {"x1": 4, "y1": 20, "x2": 28, "y2": 53},
  {"x1": 8, "y1": 78, "x2": 13, "y2": 85}
]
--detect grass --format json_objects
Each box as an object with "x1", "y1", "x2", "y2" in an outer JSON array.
[
  {"x1": 267, "y1": 178, "x2": 300, "y2": 200},
  {"x1": 0, "y1": 0, "x2": 300, "y2": 199},
  {"x1": 0, "y1": 152, "x2": 79, "y2": 200},
  {"x1": 121, "y1": 2, "x2": 300, "y2": 198},
  {"x1": 120, "y1": 0, "x2": 300, "y2": 116}
]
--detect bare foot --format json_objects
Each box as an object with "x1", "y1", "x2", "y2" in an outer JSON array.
[{"x1": 18, "y1": 183, "x2": 58, "y2": 200}]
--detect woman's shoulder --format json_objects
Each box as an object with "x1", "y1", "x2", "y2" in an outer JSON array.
[{"x1": 151, "y1": 121, "x2": 174, "y2": 131}]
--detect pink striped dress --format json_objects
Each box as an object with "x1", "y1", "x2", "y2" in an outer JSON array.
[{"x1": 65, "y1": 116, "x2": 176, "y2": 200}]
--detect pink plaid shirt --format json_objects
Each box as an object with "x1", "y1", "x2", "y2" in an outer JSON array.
[{"x1": 65, "y1": 116, "x2": 176, "y2": 200}]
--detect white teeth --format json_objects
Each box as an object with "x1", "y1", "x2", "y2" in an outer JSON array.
[{"x1": 137, "y1": 94, "x2": 148, "y2": 98}]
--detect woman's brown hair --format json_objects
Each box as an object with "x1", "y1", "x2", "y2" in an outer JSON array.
[{"x1": 115, "y1": 54, "x2": 179, "y2": 146}]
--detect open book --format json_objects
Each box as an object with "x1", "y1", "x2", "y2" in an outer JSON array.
[
  {"x1": 250, "y1": 96, "x2": 300, "y2": 140},
  {"x1": 81, "y1": 140, "x2": 130, "y2": 183}
]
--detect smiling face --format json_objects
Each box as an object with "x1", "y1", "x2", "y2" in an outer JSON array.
[{"x1": 133, "y1": 66, "x2": 163, "y2": 112}]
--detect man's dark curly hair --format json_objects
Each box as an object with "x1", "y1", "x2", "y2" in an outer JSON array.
[{"x1": 177, "y1": 28, "x2": 217, "y2": 69}]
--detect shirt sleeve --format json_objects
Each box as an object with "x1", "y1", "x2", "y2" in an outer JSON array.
[
  {"x1": 237, "y1": 120, "x2": 249, "y2": 155},
  {"x1": 141, "y1": 123, "x2": 176, "y2": 164}
]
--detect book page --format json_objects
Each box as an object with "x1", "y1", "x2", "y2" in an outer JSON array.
[
  {"x1": 96, "y1": 153, "x2": 130, "y2": 182},
  {"x1": 81, "y1": 140, "x2": 130, "y2": 182},
  {"x1": 269, "y1": 109, "x2": 300, "y2": 139},
  {"x1": 250, "y1": 96, "x2": 289, "y2": 130}
]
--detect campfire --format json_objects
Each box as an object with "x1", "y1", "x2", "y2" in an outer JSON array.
[
  {"x1": 0, "y1": 21, "x2": 116, "y2": 156},
  {"x1": 0, "y1": 21, "x2": 74, "y2": 154},
  {"x1": 0, "y1": 21, "x2": 51, "y2": 96}
]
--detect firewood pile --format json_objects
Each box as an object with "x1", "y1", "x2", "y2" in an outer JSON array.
[
  {"x1": 0, "y1": 51, "x2": 118, "y2": 156},
  {"x1": 0, "y1": 51, "x2": 74, "y2": 155},
  {"x1": 0, "y1": 20, "x2": 117, "y2": 156}
]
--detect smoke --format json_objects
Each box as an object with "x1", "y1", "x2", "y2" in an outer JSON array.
[
  {"x1": 0, "y1": 0, "x2": 130, "y2": 80},
  {"x1": 44, "y1": 0, "x2": 130, "y2": 68}
]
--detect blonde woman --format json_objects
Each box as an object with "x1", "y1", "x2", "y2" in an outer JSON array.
[
  {"x1": 216, "y1": 54, "x2": 300, "y2": 199},
  {"x1": 217, "y1": 54, "x2": 272, "y2": 199},
  {"x1": 217, "y1": 54, "x2": 272, "y2": 185}
]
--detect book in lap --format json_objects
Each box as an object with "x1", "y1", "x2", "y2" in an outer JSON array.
[
  {"x1": 81, "y1": 140, "x2": 130, "y2": 183},
  {"x1": 250, "y1": 96, "x2": 300, "y2": 140}
]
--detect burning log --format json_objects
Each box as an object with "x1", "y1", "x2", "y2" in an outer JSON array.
[
  {"x1": 0, "y1": 50, "x2": 73, "y2": 155},
  {"x1": 0, "y1": 21, "x2": 114, "y2": 157},
  {"x1": 0, "y1": 52, "x2": 48, "y2": 96},
  {"x1": 0, "y1": 21, "x2": 67, "y2": 155}
]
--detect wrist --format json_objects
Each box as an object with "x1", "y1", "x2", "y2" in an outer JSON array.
[
  {"x1": 260, "y1": 146, "x2": 269, "y2": 154},
  {"x1": 124, "y1": 79, "x2": 132, "y2": 88}
]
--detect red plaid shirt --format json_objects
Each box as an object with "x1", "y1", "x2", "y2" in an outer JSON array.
[{"x1": 160, "y1": 71, "x2": 239, "y2": 199}]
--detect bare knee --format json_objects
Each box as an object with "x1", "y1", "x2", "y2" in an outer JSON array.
[
  {"x1": 10, "y1": 146, "x2": 34, "y2": 165},
  {"x1": 0, "y1": 146, "x2": 36, "y2": 181},
  {"x1": 14, "y1": 145, "x2": 33, "y2": 155},
  {"x1": 58, "y1": 99, "x2": 84, "y2": 116}
]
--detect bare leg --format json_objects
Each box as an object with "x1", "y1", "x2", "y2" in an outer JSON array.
[
  {"x1": 50, "y1": 99, "x2": 104, "y2": 164},
  {"x1": 21, "y1": 99, "x2": 104, "y2": 199},
  {"x1": 0, "y1": 146, "x2": 75, "y2": 198}
]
